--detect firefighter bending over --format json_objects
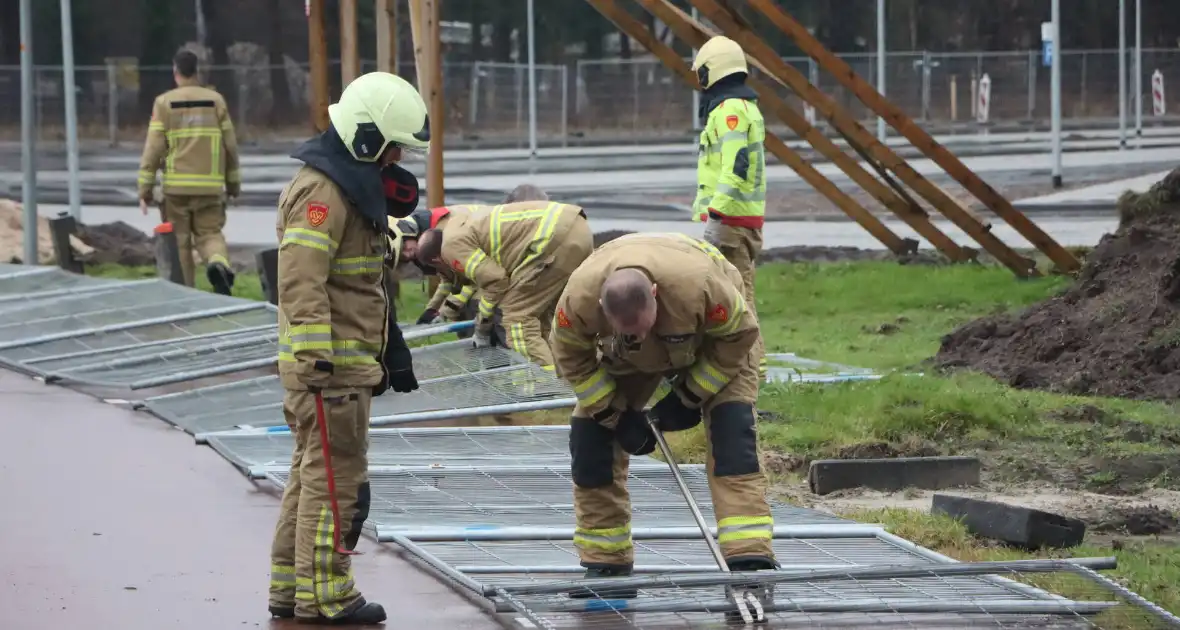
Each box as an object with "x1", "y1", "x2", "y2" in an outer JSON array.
[
  {"x1": 549, "y1": 233, "x2": 777, "y2": 597},
  {"x1": 415, "y1": 191, "x2": 591, "y2": 372},
  {"x1": 268, "y1": 72, "x2": 426, "y2": 625},
  {"x1": 692, "y1": 36, "x2": 767, "y2": 377},
  {"x1": 137, "y1": 48, "x2": 240, "y2": 294}
]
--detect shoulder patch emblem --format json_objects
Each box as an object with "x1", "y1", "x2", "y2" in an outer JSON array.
[
  {"x1": 307, "y1": 202, "x2": 329, "y2": 227},
  {"x1": 556, "y1": 308, "x2": 571, "y2": 329},
  {"x1": 725, "y1": 115, "x2": 740, "y2": 131},
  {"x1": 451, "y1": 259, "x2": 465, "y2": 273},
  {"x1": 708, "y1": 303, "x2": 729, "y2": 324}
]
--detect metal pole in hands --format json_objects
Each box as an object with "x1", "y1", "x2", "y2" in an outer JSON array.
[
  {"x1": 646, "y1": 416, "x2": 765, "y2": 625},
  {"x1": 1118, "y1": 0, "x2": 1127, "y2": 149},
  {"x1": 1050, "y1": 0, "x2": 1063, "y2": 189},
  {"x1": 876, "y1": 0, "x2": 886, "y2": 143},
  {"x1": 60, "y1": 0, "x2": 82, "y2": 222},
  {"x1": 20, "y1": 0, "x2": 38, "y2": 266},
  {"x1": 526, "y1": 0, "x2": 538, "y2": 162}
]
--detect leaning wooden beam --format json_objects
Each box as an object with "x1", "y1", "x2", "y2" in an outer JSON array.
[
  {"x1": 340, "y1": 0, "x2": 360, "y2": 86},
  {"x1": 638, "y1": 0, "x2": 978, "y2": 262},
  {"x1": 582, "y1": 0, "x2": 909, "y2": 255},
  {"x1": 423, "y1": 0, "x2": 446, "y2": 209},
  {"x1": 686, "y1": 0, "x2": 1036, "y2": 278},
  {"x1": 375, "y1": 0, "x2": 399, "y2": 74},
  {"x1": 746, "y1": 0, "x2": 1080, "y2": 274},
  {"x1": 307, "y1": 0, "x2": 330, "y2": 132}
]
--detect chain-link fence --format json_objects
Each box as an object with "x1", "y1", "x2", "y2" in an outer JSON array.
[{"x1": 2, "y1": 48, "x2": 1179, "y2": 147}]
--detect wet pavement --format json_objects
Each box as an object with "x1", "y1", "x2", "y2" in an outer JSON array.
[{"x1": 0, "y1": 370, "x2": 507, "y2": 630}]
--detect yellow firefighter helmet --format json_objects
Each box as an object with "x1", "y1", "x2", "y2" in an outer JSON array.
[
  {"x1": 329, "y1": 72, "x2": 431, "y2": 162},
  {"x1": 385, "y1": 216, "x2": 418, "y2": 267},
  {"x1": 691, "y1": 36, "x2": 747, "y2": 90}
]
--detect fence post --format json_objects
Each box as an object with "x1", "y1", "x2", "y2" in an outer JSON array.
[
  {"x1": 153, "y1": 223, "x2": 186, "y2": 286},
  {"x1": 468, "y1": 61, "x2": 480, "y2": 128},
  {"x1": 921, "y1": 51, "x2": 932, "y2": 121},
  {"x1": 107, "y1": 61, "x2": 118, "y2": 147},
  {"x1": 237, "y1": 79, "x2": 249, "y2": 145},
  {"x1": 1027, "y1": 50, "x2": 1037, "y2": 121},
  {"x1": 256, "y1": 248, "x2": 279, "y2": 305},
  {"x1": 48, "y1": 212, "x2": 84, "y2": 274},
  {"x1": 560, "y1": 64, "x2": 568, "y2": 146}
]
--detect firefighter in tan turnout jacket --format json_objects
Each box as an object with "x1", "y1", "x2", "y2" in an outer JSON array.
[
  {"x1": 415, "y1": 193, "x2": 594, "y2": 372},
  {"x1": 268, "y1": 72, "x2": 428, "y2": 626},
  {"x1": 549, "y1": 233, "x2": 777, "y2": 597},
  {"x1": 137, "y1": 49, "x2": 240, "y2": 294}
]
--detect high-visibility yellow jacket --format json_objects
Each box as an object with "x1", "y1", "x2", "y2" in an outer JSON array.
[
  {"x1": 692, "y1": 93, "x2": 767, "y2": 229},
  {"x1": 439, "y1": 201, "x2": 585, "y2": 322},
  {"x1": 137, "y1": 78, "x2": 240, "y2": 200},
  {"x1": 275, "y1": 166, "x2": 389, "y2": 390},
  {"x1": 550, "y1": 233, "x2": 759, "y2": 418}
]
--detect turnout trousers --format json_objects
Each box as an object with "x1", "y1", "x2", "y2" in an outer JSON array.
[
  {"x1": 162, "y1": 194, "x2": 231, "y2": 287},
  {"x1": 568, "y1": 348, "x2": 774, "y2": 568},
  {"x1": 269, "y1": 388, "x2": 372, "y2": 620},
  {"x1": 703, "y1": 221, "x2": 765, "y2": 379}
]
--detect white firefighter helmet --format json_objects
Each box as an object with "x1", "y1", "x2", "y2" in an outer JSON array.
[
  {"x1": 691, "y1": 36, "x2": 747, "y2": 90},
  {"x1": 328, "y1": 72, "x2": 431, "y2": 162}
]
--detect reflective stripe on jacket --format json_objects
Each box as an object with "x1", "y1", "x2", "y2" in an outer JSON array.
[{"x1": 137, "y1": 79, "x2": 241, "y2": 198}]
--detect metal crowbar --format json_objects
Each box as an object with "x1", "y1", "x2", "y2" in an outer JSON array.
[
  {"x1": 313, "y1": 389, "x2": 361, "y2": 556},
  {"x1": 645, "y1": 414, "x2": 766, "y2": 625}
]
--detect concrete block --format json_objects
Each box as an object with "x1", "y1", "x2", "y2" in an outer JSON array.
[
  {"x1": 807, "y1": 456, "x2": 981, "y2": 495},
  {"x1": 931, "y1": 494, "x2": 1086, "y2": 550}
]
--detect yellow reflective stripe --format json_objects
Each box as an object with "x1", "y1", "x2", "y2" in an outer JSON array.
[
  {"x1": 517, "y1": 202, "x2": 563, "y2": 271},
  {"x1": 148, "y1": 121, "x2": 165, "y2": 131},
  {"x1": 553, "y1": 327, "x2": 594, "y2": 349},
  {"x1": 573, "y1": 367, "x2": 615, "y2": 408},
  {"x1": 458, "y1": 284, "x2": 476, "y2": 300},
  {"x1": 208, "y1": 254, "x2": 230, "y2": 267},
  {"x1": 330, "y1": 255, "x2": 383, "y2": 275},
  {"x1": 312, "y1": 505, "x2": 349, "y2": 618},
  {"x1": 490, "y1": 204, "x2": 551, "y2": 264},
  {"x1": 465, "y1": 248, "x2": 488, "y2": 276},
  {"x1": 675, "y1": 233, "x2": 726, "y2": 261},
  {"x1": 477, "y1": 296, "x2": 496, "y2": 319},
  {"x1": 707, "y1": 292, "x2": 747, "y2": 337},
  {"x1": 164, "y1": 127, "x2": 222, "y2": 138},
  {"x1": 541, "y1": 364, "x2": 556, "y2": 372},
  {"x1": 271, "y1": 564, "x2": 296, "y2": 586},
  {"x1": 282, "y1": 228, "x2": 338, "y2": 254},
  {"x1": 289, "y1": 324, "x2": 332, "y2": 335},
  {"x1": 508, "y1": 322, "x2": 528, "y2": 357},
  {"x1": 717, "y1": 515, "x2": 774, "y2": 544},
  {"x1": 573, "y1": 525, "x2": 632, "y2": 552},
  {"x1": 688, "y1": 358, "x2": 728, "y2": 396},
  {"x1": 137, "y1": 169, "x2": 156, "y2": 185},
  {"x1": 436, "y1": 281, "x2": 454, "y2": 295}
]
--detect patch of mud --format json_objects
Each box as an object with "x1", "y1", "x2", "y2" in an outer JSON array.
[
  {"x1": 835, "y1": 440, "x2": 941, "y2": 460},
  {"x1": 76, "y1": 221, "x2": 155, "y2": 266},
  {"x1": 1091, "y1": 505, "x2": 1180, "y2": 535},
  {"x1": 935, "y1": 167, "x2": 1180, "y2": 401}
]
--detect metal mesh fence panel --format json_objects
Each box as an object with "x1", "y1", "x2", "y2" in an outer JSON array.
[{"x1": 207, "y1": 425, "x2": 577, "y2": 473}]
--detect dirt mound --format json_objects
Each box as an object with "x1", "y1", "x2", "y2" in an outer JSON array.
[
  {"x1": 0, "y1": 199, "x2": 93, "y2": 264},
  {"x1": 76, "y1": 221, "x2": 155, "y2": 266},
  {"x1": 1091, "y1": 505, "x2": 1179, "y2": 535},
  {"x1": 935, "y1": 168, "x2": 1180, "y2": 401}
]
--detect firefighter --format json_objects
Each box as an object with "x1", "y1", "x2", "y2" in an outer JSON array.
[
  {"x1": 549, "y1": 233, "x2": 777, "y2": 598},
  {"x1": 415, "y1": 194, "x2": 592, "y2": 373},
  {"x1": 137, "y1": 48, "x2": 240, "y2": 295},
  {"x1": 409, "y1": 184, "x2": 549, "y2": 327},
  {"x1": 267, "y1": 72, "x2": 427, "y2": 625},
  {"x1": 692, "y1": 36, "x2": 767, "y2": 378}
]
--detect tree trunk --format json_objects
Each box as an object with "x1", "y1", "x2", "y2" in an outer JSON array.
[{"x1": 266, "y1": 0, "x2": 293, "y2": 123}]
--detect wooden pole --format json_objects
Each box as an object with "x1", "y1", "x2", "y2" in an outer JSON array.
[
  {"x1": 424, "y1": 0, "x2": 445, "y2": 210},
  {"x1": 308, "y1": 0, "x2": 330, "y2": 132},
  {"x1": 408, "y1": 0, "x2": 429, "y2": 94},
  {"x1": 741, "y1": 0, "x2": 1078, "y2": 274},
  {"x1": 340, "y1": 0, "x2": 360, "y2": 86},
  {"x1": 376, "y1": 0, "x2": 399, "y2": 73}
]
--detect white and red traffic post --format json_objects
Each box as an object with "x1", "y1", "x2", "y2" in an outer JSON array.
[
  {"x1": 1152, "y1": 69, "x2": 1166, "y2": 116},
  {"x1": 976, "y1": 73, "x2": 992, "y2": 125}
]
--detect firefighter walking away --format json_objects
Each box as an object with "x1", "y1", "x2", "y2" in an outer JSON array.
[
  {"x1": 692, "y1": 36, "x2": 768, "y2": 378},
  {"x1": 268, "y1": 71, "x2": 426, "y2": 625},
  {"x1": 549, "y1": 233, "x2": 777, "y2": 598},
  {"x1": 137, "y1": 49, "x2": 240, "y2": 295}
]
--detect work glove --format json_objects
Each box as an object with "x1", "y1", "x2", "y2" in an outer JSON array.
[
  {"x1": 416, "y1": 309, "x2": 440, "y2": 325},
  {"x1": 651, "y1": 389, "x2": 703, "y2": 432},
  {"x1": 615, "y1": 409, "x2": 657, "y2": 456},
  {"x1": 374, "y1": 342, "x2": 419, "y2": 397}
]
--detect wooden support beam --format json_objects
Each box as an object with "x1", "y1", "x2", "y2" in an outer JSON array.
[
  {"x1": 745, "y1": 0, "x2": 1080, "y2": 275},
  {"x1": 307, "y1": 0, "x2": 330, "y2": 132},
  {"x1": 375, "y1": 0, "x2": 399, "y2": 74},
  {"x1": 582, "y1": 0, "x2": 910, "y2": 256},
  {"x1": 687, "y1": 0, "x2": 1038, "y2": 278},
  {"x1": 340, "y1": 0, "x2": 360, "y2": 86},
  {"x1": 638, "y1": 0, "x2": 978, "y2": 261},
  {"x1": 422, "y1": 0, "x2": 445, "y2": 209}
]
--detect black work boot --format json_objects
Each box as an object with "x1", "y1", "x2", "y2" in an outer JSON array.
[
  {"x1": 725, "y1": 556, "x2": 778, "y2": 624},
  {"x1": 269, "y1": 605, "x2": 295, "y2": 619},
  {"x1": 206, "y1": 261, "x2": 235, "y2": 296},
  {"x1": 567, "y1": 564, "x2": 638, "y2": 600},
  {"x1": 295, "y1": 598, "x2": 387, "y2": 625}
]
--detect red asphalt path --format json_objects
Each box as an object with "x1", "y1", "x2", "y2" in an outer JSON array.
[{"x1": 0, "y1": 370, "x2": 507, "y2": 629}]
